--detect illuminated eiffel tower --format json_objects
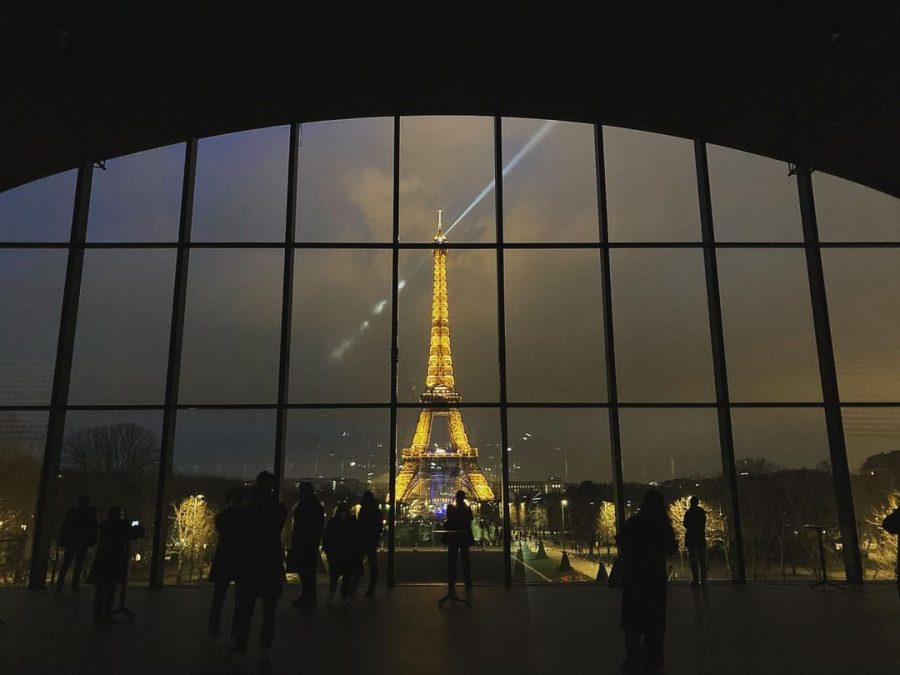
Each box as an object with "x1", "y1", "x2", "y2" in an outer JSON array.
[{"x1": 395, "y1": 211, "x2": 495, "y2": 507}]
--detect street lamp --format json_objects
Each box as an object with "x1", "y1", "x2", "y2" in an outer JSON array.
[{"x1": 560, "y1": 499, "x2": 568, "y2": 553}]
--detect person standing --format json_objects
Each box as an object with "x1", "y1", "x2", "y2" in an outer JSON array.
[
  {"x1": 231, "y1": 472, "x2": 287, "y2": 664},
  {"x1": 442, "y1": 490, "x2": 475, "y2": 593},
  {"x1": 87, "y1": 506, "x2": 144, "y2": 623},
  {"x1": 321, "y1": 501, "x2": 363, "y2": 603},
  {"x1": 683, "y1": 496, "x2": 708, "y2": 586},
  {"x1": 56, "y1": 495, "x2": 97, "y2": 592},
  {"x1": 287, "y1": 482, "x2": 324, "y2": 609},
  {"x1": 357, "y1": 491, "x2": 383, "y2": 597},
  {"x1": 619, "y1": 489, "x2": 678, "y2": 675},
  {"x1": 207, "y1": 487, "x2": 244, "y2": 637}
]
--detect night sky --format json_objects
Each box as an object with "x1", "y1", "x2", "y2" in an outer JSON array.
[{"x1": 2, "y1": 116, "x2": 900, "y2": 492}]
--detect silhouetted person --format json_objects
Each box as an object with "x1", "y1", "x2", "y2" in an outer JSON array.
[
  {"x1": 883, "y1": 505, "x2": 900, "y2": 596},
  {"x1": 56, "y1": 495, "x2": 97, "y2": 592},
  {"x1": 619, "y1": 490, "x2": 678, "y2": 675},
  {"x1": 208, "y1": 487, "x2": 244, "y2": 637},
  {"x1": 87, "y1": 506, "x2": 144, "y2": 623},
  {"x1": 442, "y1": 490, "x2": 474, "y2": 593},
  {"x1": 287, "y1": 481, "x2": 324, "y2": 609},
  {"x1": 683, "y1": 495, "x2": 708, "y2": 585},
  {"x1": 322, "y1": 501, "x2": 363, "y2": 602},
  {"x1": 357, "y1": 491, "x2": 383, "y2": 597},
  {"x1": 231, "y1": 472, "x2": 287, "y2": 664}
]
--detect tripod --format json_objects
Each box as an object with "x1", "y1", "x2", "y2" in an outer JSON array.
[
  {"x1": 435, "y1": 529, "x2": 472, "y2": 609},
  {"x1": 111, "y1": 539, "x2": 136, "y2": 621},
  {"x1": 807, "y1": 526, "x2": 843, "y2": 591}
]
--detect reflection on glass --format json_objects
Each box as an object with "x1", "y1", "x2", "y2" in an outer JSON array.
[
  {"x1": 507, "y1": 409, "x2": 612, "y2": 583},
  {"x1": 707, "y1": 144, "x2": 800, "y2": 241},
  {"x1": 284, "y1": 409, "x2": 389, "y2": 587},
  {"x1": 0, "y1": 169, "x2": 76, "y2": 242},
  {"x1": 814, "y1": 172, "x2": 900, "y2": 241},
  {"x1": 296, "y1": 118, "x2": 393, "y2": 242},
  {"x1": 395, "y1": 407, "x2": 502, "y2": 584},
  {"x1": 612, "y1": 250, "x2": 715, "y2": 402},
  {"x1": 731, "y1": 408, "x2": 842, "y2": 580},
  {"x1": 57, "y1": 410, "x2": 163, "y2": 585},
  {"x1": 180, "y1": 249, "x2": 283, "y2": 404},
  {"x1": 0, "y1": 412, "x2": 46, "y2": 586},
  {"x1": 505, "y1": 250, "x2": 606, "y2": 401},
  {"x1": 503, "y1": 118, "x2": 598, "y2": 242},
  {"x1": 604, "y1": 127, "x2": 699, "y2": 241},
  {"x1": 620, "y1": 408, "x2": 730, "y2": 581},
  {"x1": 192, "y1": 126, "x2": 289, "y2": 241},
  {"x1": 88, "y1": 144, "x2": 184, "y2": 242},
  {"x1": 824, "y1": 250, "x2": 900, "y2": 401},
  {"x1": 69, "y1": 250, "x2": 175, "y2": 404},
  {"x1": 0, "y1": 250, "x2": 67, "y2": 405},
  {"x1": 399, "y1": 116, "x2": 494, "y2": 242},
  {"x1": 718, "y1": 249, "x2": 821, "y2": 402},
  {"x1": 842, "y1": 407, "x2": 900, "y2": 581},
  {"x1": 290, "y1": 249, "x2": 391, "y2": 403},
  {"x1": 398, "y1": 247, "x2": 497, "y2": 403},
  {"x1": 168, "y1": 409, "x2": 275, "y2": 585}
]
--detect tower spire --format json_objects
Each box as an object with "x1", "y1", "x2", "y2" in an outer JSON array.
[{"x1": 434, "y1": 208, "x2": 446, "y2": 243}]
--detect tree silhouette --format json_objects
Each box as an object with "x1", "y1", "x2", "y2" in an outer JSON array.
[{"x1": 62, "y1": 422, "x2": 159, "y2": 476}]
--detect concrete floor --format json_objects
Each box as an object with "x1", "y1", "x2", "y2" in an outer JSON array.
[{"x1": 1, "y1": 583, "x2": 898, "y2": 674}]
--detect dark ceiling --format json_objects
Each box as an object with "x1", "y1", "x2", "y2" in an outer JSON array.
[{"x1": 1, "y1": 3, "x2": 899, "y2": 196}]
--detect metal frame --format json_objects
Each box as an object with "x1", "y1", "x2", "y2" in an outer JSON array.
[
  {"x1": 6, "y1": 120, "x2": 895, "y2": 588},
  {"x1": 149, "y1": 139, "x2": 197, "y2": 587},
  {"x1": 797, "y1": 166, "x2": 863, "y2": 585},
  {"x1": 27, "y1": 162, "x2": 93, "y2": 589},
  {"x1": 695, "y1": 140, "x2": 746, "y2": 583}
]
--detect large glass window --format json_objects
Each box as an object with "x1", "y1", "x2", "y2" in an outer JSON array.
[
  {"x1": 604, "y1": 127, "x2": 699, "y2": 241},
  {"x1": 179, "y1": 249, "x2": 283, "y2": 404},
  {"x1": 0, "y1": 250, "x2": 67, "y2": 406},
  {"x1": 296, "y1": 118, "x2": 393, "y2": 242},
  {"x1": 0, "y1": 412, "x2": 46, "y2": 586},
  {"x1": 87, "y1": 144, "x2": 184, "y2": 242},
  {"x1": 192, "y1": 126, "x2": 290, "y2": 242},
  {"x1": 69, "y1": 250, "x2": 175, "y2": 405},
  {"x1": 707, "y1": 144, "x2": 800, "y2": 241},
  {"x1": 814, "y1": 172, "x2": 900, "y2": 241},
  {"x1": 0, "y1": 170, "x2": 76, "y2": 242}
]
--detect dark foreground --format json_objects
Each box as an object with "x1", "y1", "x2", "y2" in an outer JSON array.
[{"x1": 1, "y1": 583, "x2": 898, "y2": 674}]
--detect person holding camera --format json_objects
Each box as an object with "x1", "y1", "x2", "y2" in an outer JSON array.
[
  {"x1": 87, "y1": 506, "x2": 144, "y2": 623},
  {"x1": 442, "y1": 490, "x2": 475, "y2": 593}
]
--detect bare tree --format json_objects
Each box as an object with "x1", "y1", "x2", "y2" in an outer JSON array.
[
  {"x1": 595, "y1": 501, "x2": 617, "y2": 561},
  {"x1": 62, "y1": 423, "x2": 159, "y2": 476},
  {"x1": 169, "y1": 495, "x2": 216, "y2": 584}
]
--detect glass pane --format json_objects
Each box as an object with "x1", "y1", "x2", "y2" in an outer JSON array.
[
  {"x1": 604, "y1": 127, "x2": 699, "y2": 241},
  {"x1": 0, "y1": 170, "x2": 76, "y2": 242},
  {"x1": 505, "y1": 250, "x2": 606, "y2": 402},
  {"x1": 395, "y1": 407, "x2": 502, "y2": 584},
  {"x1": 88, "y1": 144, "x2": 184, "y2": 242},
  {"x1": 296, "y1": 118, "x2": 393, "y2": 242},
  {"x1": 398, "y1": 249, "x2": 498, "y2": 403},
  {"x1": 620, "y1": 408, "x2": 731, "y2": 582},
  {"x1": 843, "y1": 407, "x2": 900, "y2": 581},
  {"x1": 503, "y1": 118, "x2": 598, "y2": 242},
  {"x1": 290, "y1": 249, "x2": 391, "y2": 403},
  {"x1": 823, "y1": 250, "x2": 900, "y2": 401},
  {"x1": 0, "y1": 412, "x2": 46, "y2": 586},
  {"x1": 57, "y1": 410, "x2": 163, "y2": 586},
  {"x1": 284, "y1": 409, "x2": 390, "y2": 588},
  {"x1": 399, "y1": 116, "x2": 494, "y2": 243},
  {"x1": 718, "y1": 249, "x2": 821, "y2": 402},
  {"x1": 180, "y1": 249, "x2": 282, "y2": 404},
  {"x1": 192, "y1": 126, "x2": 289, "y2": 242},
  {"x1": 814, "y1": 172, "x2": 900, "y2": 241},
  {"x1": 731, "y1": 408, "x2": 842, "y2": 581},
  {"x1": 707, "y1": 144, "x2": 800, "y2": 241},
  {"x1": 0, "y1": 250, "x2": 67, "y2": 405},
  {"x1": 69, "y1": 250, "x2": 175, "y2": 405},
  {"x1": 168, "y1": 409, "x2": 275, "y2": 585},
  {"x1": 611, "y1": 250, "x2": 715, "y2": 402},
  {"x1": 507, "y1": 408, "x2": 612, "y2": 583}
]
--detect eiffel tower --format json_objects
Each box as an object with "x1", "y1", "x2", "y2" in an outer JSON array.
[{"x1": 395, "y1": 211, "x2": 496, "y2": 508}]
